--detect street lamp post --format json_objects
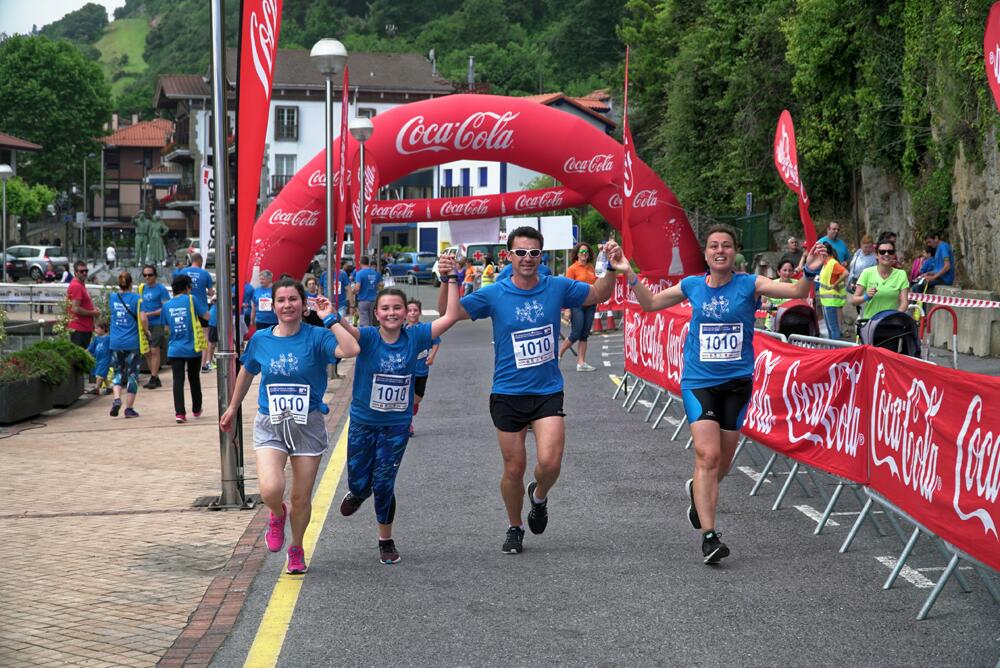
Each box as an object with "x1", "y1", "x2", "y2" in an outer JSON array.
[
  {"x1": 99, "y1": 147, "x2": 105, "y2": 261},
  {"x1": 349, "y1": 117, "x2": 374, "y2": 265},
  {"x1": 310, "y1": 38, "x2": 348, "y2": 306},
  {"x1": 0, "y1": 164, "x2": 11, "y2": 283}
]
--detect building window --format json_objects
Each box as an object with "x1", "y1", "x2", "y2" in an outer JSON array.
[
  {"x1": 443, "y1": 169, "x2": 452, "y2": 188},
  {"x1": 358, "y1": 107, "x2": 377, "y2": 119},
  {"x1": 143, "y1": 149, "x2": 153, "y2": 169},
  {"x1": 275, "y1": 154, "x2": 296, "y2": 176},
  {"x1": 105, "y1": 189, "x2": 120, "y2": 207},
  {"x1": 105, "y1": 149, "x2": 120, "y2": 169},
  {"x1": 275, "y1": 106, "x2": 298, "y2": 141},
  {"x1": 461, "y1": 168, "x2": 470, "y2": 196},
  {"x1": 478, "y1": 166, "x2": 488, "y2": 187}
]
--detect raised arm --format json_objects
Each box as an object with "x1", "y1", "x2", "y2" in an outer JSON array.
[
  {"x1": 582, "y1": 240, "x2": 621, "y2": 307},
  {"x1": 316, "y1": 296, "x2": 360, "y2": 356},
  {"x1": 431, "y1": 253, "x2": 464, "y2": 338},
  {"x1": 608, "y1": 243, "x2": 686, "y2": 311},
  {"x1": 756, "y1": 242, "x2": 827, "y2": 301}
]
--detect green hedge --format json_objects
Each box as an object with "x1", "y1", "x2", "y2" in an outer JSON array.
[{"x1": 0, "y1": 338, "x2": 95, "y2": 385}]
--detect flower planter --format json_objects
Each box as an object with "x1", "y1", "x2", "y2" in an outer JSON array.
[
  {"x1": 0, "y1": 377, "x2": 53, "y2": 424},
  {"x1": 49, "y1": 370, "x2": 85, "y2": 408}
]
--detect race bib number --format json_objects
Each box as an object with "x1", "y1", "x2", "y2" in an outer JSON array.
[
  {"x1": 267, "y1": 384, "x2": 310, "y2": 424},
  {"x1": 258, "y1": 297, "x2": 273, "y2": 312},
  {"x1": 370, "y1": 373, "x2": 411, "y2": 412},
  {"x1": 699, "y1": 323, "x2": 743, "y2": 362},
  {"x1": 512, "y1": 324, "x2": 554, "y2": 369}
]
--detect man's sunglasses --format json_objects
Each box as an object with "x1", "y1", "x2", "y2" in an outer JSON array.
[
  {"x1": 143, "y1": 273, "x2": 156, "y2": 277},
  {"x1": 511, "y1": 248, "x2": 542, "y2": 258},
  {"x1": 877, "y1": 249, "x2": 895, "y2": 256},
  {"x1": 75, "y1": 268, "x2": 88, "y2": 274}
]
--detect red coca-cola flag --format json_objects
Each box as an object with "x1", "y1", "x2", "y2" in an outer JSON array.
[
  {"x1": 236, "y1": 0, "x2": 282, "y2": 305},
  {"x1": 985, "y1": 3, "x2": 1000, "y2": 112},
  {"x1": 620, "y1": 46, "x2": 637, "y2": 257},
  {"x1": 773, "y1": 110, "x2": 816, "y2": 248}
]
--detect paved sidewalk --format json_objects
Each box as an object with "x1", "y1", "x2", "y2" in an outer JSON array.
[{"x1": 0, "y1": 359, "x2": 353, "y2": 667}]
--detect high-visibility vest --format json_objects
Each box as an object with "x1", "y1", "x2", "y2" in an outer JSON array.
[{"x1": 818, "y1": 259, "x2": 846, "y2": 307}]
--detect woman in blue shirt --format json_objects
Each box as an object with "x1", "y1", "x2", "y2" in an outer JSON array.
[
  {"x1": 220, "y1": 278, "x2": 359, "y2": 575},
  {"x1": 109, "y1": 271, "x2": 148, "y2": 418},
  {"x1": 336, "y1": 255, "x2": 461, "y2": 565},
  {"x1": 617, "y1": 225, "x2": 824, "y2": 564},
  {"x1": 164, "y1": 274, "x2": 209, "y2": 423}
]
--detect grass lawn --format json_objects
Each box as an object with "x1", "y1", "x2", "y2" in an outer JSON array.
[{"x1": 95, "y1": 18, "x2": 150, "y2": 96}]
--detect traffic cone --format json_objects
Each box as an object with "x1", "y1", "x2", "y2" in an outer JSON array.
[
  {"x1": 603, "y1": 311, "x2": 617, "y2": 331},
  {"x1": 592, "y1": 312, "x2": 605, "y2": 334}
]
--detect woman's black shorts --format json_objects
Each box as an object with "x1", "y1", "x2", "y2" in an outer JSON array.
[
  {"x1": 414, "y1": 375, "x2": 428, "y2": 398},
  {"x1": 489, "y1": 392, "x2": 565, "y2": 432},
  {"x1": 681, "y1": 378, "x2": 753, "y2": 432}
]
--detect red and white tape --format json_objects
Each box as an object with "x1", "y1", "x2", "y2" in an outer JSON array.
[{"x1": 909, "y1": 292, "x2": 1000, "y2": 309}]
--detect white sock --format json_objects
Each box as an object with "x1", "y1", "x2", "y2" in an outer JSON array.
[{"x1": 532, "y1": 491, "x2": 546, "y2": 504}]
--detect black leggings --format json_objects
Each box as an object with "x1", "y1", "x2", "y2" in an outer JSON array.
[{"x1": 170, "y1": 356, "x2": 203, "y2": 416}]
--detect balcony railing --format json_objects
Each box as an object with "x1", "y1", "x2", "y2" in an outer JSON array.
[
  {"x1": 271, "y1": 174, "x2": 294, "y2": 194},
  {"x1": 440, "y1": 185, "x2": 470, "y2": 198}
]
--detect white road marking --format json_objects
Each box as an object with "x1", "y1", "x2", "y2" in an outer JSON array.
[
  {"x1": 603, "y1": 361, "x2": 611, "y2": 367},
  {"x1": 794, "y1": 504, "x2": 840, "y2": 527},
  {"x1": 874, "y1": 557, "x2": 936, "y2": 589},
  {"x1": 601, "y1": 351, "x2": 624, "y2": 356},
  {"x1": 737, "y1": 466, "x2": 773, "y2": 484}
]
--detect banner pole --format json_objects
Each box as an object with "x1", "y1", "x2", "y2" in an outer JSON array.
[{"x1": 324, "y1": 75, "x2": 334, "y2": 304}]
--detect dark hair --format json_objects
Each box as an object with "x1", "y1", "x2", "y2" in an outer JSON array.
[
  {"x1": 375, "y1": 287, "x2": 407, "y2": 309},
  {"x1": 117, "y1": 271, "x2": 132, "y2": 290},
  {"x1": 923, "y1": 245, "x2": 935, "y2": 256},
  {"x1": 877, "y1": 230, "x2": 896, "y2": 243},
  {"x1": 571, "y1": 242, "x2": 593, "y2": 264},
  {"x1": 924, "y1": 230, "x2": 943, "y2": 241},
  {"x1": 360, "y1": 255, "x2": 371, "y2": 266},
  {"x1": 406, "y1": 298, "x2": 422, "y2": 310},
  {"x1": 822, "y1": 242, "x2": 835, "y2": 257},
  {"x1": 279, "y1": 273, "x2": 292, "y2": 280},
  {"x1": 172, "y1": 274, "x2": 193, "y2": 294},
  {"x1": 74, "y1": 260, "x2": 87, "y2": 271},
  {"x1": 777, "y1": 259, "x2": 795, "y2": 272},
  {"x1": 272, "y1": 277, "x2": 306, "y2": 303},
  {"x1": 507, "y1": 225, "x2": 544, "y2": 250},
  {"x1": 95, "y1": 318, "x2": 109, "y2": 332},
  {"x1": 877, "y1": 241, "x2": 896, "y2": 253},
  {"x1": 703, "y1": 224, "x2": 738, "y2": 247},
  {"x1": 143, "y1": 264, "x2": 157, "y2": 277}
]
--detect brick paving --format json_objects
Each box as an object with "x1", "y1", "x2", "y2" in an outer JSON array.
[{"x1": 0, "y1": 359, "x2": 354, "y2": 667}]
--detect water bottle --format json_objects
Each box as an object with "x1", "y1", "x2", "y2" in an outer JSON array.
[{"x1": 594, "y1": 245, "x2": 609, "y2": 278}]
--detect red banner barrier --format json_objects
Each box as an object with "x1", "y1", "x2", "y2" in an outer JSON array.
[{"x1": 367, "y1": 187, "x2": 588, "y2": 224}]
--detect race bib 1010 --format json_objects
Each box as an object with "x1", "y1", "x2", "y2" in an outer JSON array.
[
  {"x1": 266, "y1": 383, "x2": 310, "y2": 424},
  {"x1": 370, "y1": 373, "x2": 411, "y2": 412},
  {"x1": 512, "y1": 324, "x2": 554, "y2": 369},
  {"x1": 699, "y1": 323, "x2": 743, "y2": 362}
]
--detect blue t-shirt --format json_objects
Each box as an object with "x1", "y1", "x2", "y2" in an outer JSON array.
[
  {"x1": 253, "y1": 286, "x2": 277, "y2": 325},
  {"x1": 818, "y1": 236, "x2": 849, "y2": 264},
  {"x1": 354, "y1": 267, "x2": 380, "y2": 302},
  {"x1": 241, "y1": 282, "x2": 254, "y2": 316},
  {"x1": 165, "y1": 294, "x2": 201, "y2": 359},
  {"x1": 177, "y1": 266, "x2": 213, "y2": 314},
  {"x1": 208, "y1": 303, "x2": 218, "y2": 327},
  {"x1": 414, "y1": 334, "x2": 441, "y2": 378},
  {"x1": 109, "y1": 291, "x2": 142, "y2": 351},
  {"x1": 461, "y1": 275, "x2": 589, "y2": 395},
  {"x1": 320, "y1": 270, "x2": 351, "y2": 301},
  {"x1": 680, "y1": 273, "x2": 758, "y2": 390},
  {"x1": 87, "y1": 334, "x2": 111, "y2": 377},
  {"x1": 139, "y1": 282, "x2": 170, "y2": 326},
  {"x1": 933, "y1": 241, "x2": 955, "y2": 285},
  {"x1": 241, "y1": 324, "x2": 340, "y2": 416},
  {"x1": 350, "y1": 323, "x2": 433, "y2": 426},
  {"x1": 497, "y1": 263, "x2": 552, "y2": 281}
]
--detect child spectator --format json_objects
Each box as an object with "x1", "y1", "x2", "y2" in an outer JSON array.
[{"x1": 87, "y1": 320, "x2": 112, "y2": 395}]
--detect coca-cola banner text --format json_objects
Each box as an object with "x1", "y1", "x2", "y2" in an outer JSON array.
[
  {"x1": 367, "y1": 187, "x2": 588, "y2": 224},
  {"x1": 985, "y1": 2, "x2": 1000, "y2": 113},
  {"x1": 248, "y1": 94, "x2": 702, "y2": 281},
  {"x1": 597, "y1": 274, "x2": 630, "y2": 312},
  {"x1": 773, "y1": 110, "x2": 817, "y2": 248}
]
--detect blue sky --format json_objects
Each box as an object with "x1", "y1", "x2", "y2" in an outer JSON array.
[{"x1": 0, "y1": 0, "x2": 126, "y2": 36}]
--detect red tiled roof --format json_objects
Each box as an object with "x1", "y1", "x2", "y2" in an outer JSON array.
[
  {"x1": 100, "y1": 119, "x2": 174, "y2": 148},
  {"x1": 520, "y1": 92, "x2": 616, "y2": 128},
  {"x1": 0, "y1": 132, "x2": 42, "y2": 152}
]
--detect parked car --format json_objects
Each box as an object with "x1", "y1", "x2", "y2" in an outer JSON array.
[
  {"x1": 309, "y1": 241, "x2": 355, "y2": 276},
  {"x1": 5, "y1": 245, "x2": 70, "y2": 281},
  {"x1": 385, "y1": 251, "x2": 437, "y2": 283},
  {"x1": 174, "y1": 237, "x2": 215, "y2": 267}
]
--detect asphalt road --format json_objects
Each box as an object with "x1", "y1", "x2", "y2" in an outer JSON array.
[{"x1": 212, "y1": 317, "x2": 1000, "y2": 667}]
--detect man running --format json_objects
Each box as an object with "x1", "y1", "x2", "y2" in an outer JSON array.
[{"x1": 438, "y1": 226, "x2": 621, "y2": 554}]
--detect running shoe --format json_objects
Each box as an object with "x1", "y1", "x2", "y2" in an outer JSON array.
[
  {"x1": 124, "y1": 408, "x2": 139, "y2": 418},
  {"x1": 201, "y1": 364, "x2": 212, "y2": 374},
  {"x1": 526, "y1": 481, "x2": 548, "y2": 535},
  {"x1": 102, "y1": 388, "x2": 113, "y2": 395},
  {"x1": 702, "y1": 530, "x2": 730, "y2": 565},
  {"x1": 339, "y1": 492, "x2": 364, "y2": 517},
  {"x1": 502, "y1": 526, "x2": 525, "y2": 554},
  {"x1": 685, "y1": 478, "x2": 701, "y2": 530},
  {"x1": 265, "y1": 502, "x2": 287, "y2": 552},
  {"x1": 286, "y1": 545, "x2": 307, "y2": 574},
  {"x1": 175, "y1": 414, "x2": 187, "y2": 424},
  {"x1": 378, "y1": 539, "x2": 401, "y2": 564},
  {"x1": 576, "y1": 363, "x2": 596, "y2": 372},
  {"x1": 109, "y1": 398, "x2": 121, "y2": 417},
  {"x1": 192, "y1": 411, "x2": 202, "y2": 419},
  {"x1": 143, "y1": 377, "x2": 158, "y2": 390}
]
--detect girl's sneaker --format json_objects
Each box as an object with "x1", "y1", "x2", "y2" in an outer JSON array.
[
  {"x1": 124, "y1": 408, "x2": 139, "y2": 418},
  {"x1": 286, "y1": 545, "x2": 307, "y2": 574},
  {"x1": 109, "y1": 399, "x2": 122, "y2": 417},
  {"x1": 265, "y1": 502, "x2": 287, "y2": 552},
  {"x1": 378, "y1": 539, "x2": 401, "y2": 564},
  {"x1": 175, "y1": 414, "x2": 187, "y2": 424},
  {"x1": 192, "y1": 410, "x2": 203, "y2": 418}
]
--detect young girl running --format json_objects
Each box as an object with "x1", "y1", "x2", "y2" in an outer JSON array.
[
  {"x1": 338, "y1": 256, "x2": 461, "y2": 564},
  {"x1": 405, "y1": 299, "x2": 440, "y2": 436}
]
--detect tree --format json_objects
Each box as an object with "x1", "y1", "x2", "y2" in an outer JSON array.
[
  {"x1": 39, "y1": 3, "x2": 109, "y2": 45},
  {"x1": 4, "y1": 177, "x2": 57, "y2": 220}
]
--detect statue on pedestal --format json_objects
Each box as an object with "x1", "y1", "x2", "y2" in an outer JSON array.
[
  {"x1": 132, "y1": 212, "x2": 150, "y2": 265},
  {"x1": 147, "y1": 213, "x2": 169, "y2": 265}
]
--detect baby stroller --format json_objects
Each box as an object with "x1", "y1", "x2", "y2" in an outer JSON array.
[
  {"x1": 858, "y1": 310, "x2": 920, "y2": 357},
  {"x1": 772, "y1": 299, "x2": 820, "y2": 338}
]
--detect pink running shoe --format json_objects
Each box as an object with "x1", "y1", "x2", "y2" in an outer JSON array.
[
  {"x1": 175, "y1": 414, "x2": 187, "y2": 424},
  {"x1": 286, "y1": 545, "x2": 307, "y2": 574},
  {"x1": 265, "y1": 502, "x2": 287, "y2": 552}
]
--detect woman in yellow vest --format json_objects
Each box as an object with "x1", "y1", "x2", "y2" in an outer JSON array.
[
  {"x1": 480, "y1": 254, "x2": 497, "y2": 287},
  {"x1": 818, "y1": 241, "x2": 847, "y2": 339},
  {"x1": 765, "y1": 259, "x2": 796, "y2": 330}
]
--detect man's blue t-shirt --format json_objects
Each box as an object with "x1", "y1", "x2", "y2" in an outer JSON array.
[
  {"x1": 680, "y1": 273, "x2": 758, "y2": 390},
  {"x1": 87, "y1": 334, "x2": 111, "y2": 377},
  {"x1": 320, "y1": 270, "x2": 351, "y2": 302},
  {"x1": 241, "y1": 324, "x2": 340, "y2": 416},
  {"x1": 110, "y1": 291, "x2": 141, "y2": 351},
  {"x1": 139, "y1": 282, "x2": 170, "y2": 326},
  {"x1": 253, "y1": 286, "x2": 277, "y2": 325},
  {"x1": 165, "y1": 295, "x2": 200, "y2": 358},
  {"x1": 208, "y1": 303, "x2": 218, "y2": 328},
  {"x1": 178, "y1": 266, "x2": 214, "y2": 314},
  {"x1": 350, "y1": 323, "x2": 433, "y2": 426},
  {"x1": 496, "y1": 263, "x2": 552, "y2": 281},
  {"x1": 461, "y1": 275, "x2": 589, "y2": 395},
  {"x1": 818, "y1": 236, "x2": 849, "y2": 264},
  {"x1": 415, "y1": 335, "x2": 441, "y2": 378},
  {"x1": 241, "y1": 282, "x2": 254, "y2": 317},
  {"x1": 354, "y1": 267, "x2": 380, "y2": 302},
  {"x1": 933, "y1": 241, "x2": 955, "y2": 285}
]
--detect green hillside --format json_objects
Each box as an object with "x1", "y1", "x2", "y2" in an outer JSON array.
[{"x1": 94, "y1": 17, "x2": 149, "y2": 97}]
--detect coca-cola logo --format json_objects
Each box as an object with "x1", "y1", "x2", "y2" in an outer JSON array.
[
  {"x1": 623, "y1": 311, "x2": 665, "y2": 376},
  {"x1": 623, "y1": 141, "x2": 635, "y2": 198},
  {"x1": 783, "y1": 358, "x2": 864, "y2": 456},
  {"x1": 395, "y1": 111, "x2": 519, "y2": 156},
  {"x1": 608, "y1": 193, "x2": 621, "y2": 209},
  {"x1": 744, "y1": 350, "x2": 782, "y2": 433},
  {"x1": 991, "y1": 44, "x2": 1000, "y2": 85},
  {"x1": 776, "y1": 125, "x2": 800, "y2": 190},
  {"x1": 953, "y1": 395, "x2": 999, "y2": 537},
  {"x1": 370, "y1": 202, "x2": 416, "y2": 221},
  {"x1": 307, "y1": 170, "x2": 347, "y2": 190},
  {"x1": 514, "y1": 190, "x2": 564, "y2": 212},
  {"x1": 563, "y1": 154, "x2": 614, "y2": 174},
  {"x1": 664, "y1": 317, "x2": 687, "y2": 388},
  {"x1": 269, "y1": 208, "x2": 320, "y2": 227},
  {"x1": 633, "y1": 189, "x2": 658, "y2": 208},
  {"x1": 249, "y1": 0, "x2": 278, "y2": 97},
  {"x1": 440, "y1": 198, "x2": 490, "y2": 218},
  {"x1": 870, "y1": 364, "x2": 941, "y2": 502}
]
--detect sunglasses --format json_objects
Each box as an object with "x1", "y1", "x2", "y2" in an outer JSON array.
[
  {"x1": 511, "y1": 248, "x2": 542, "y2": 258},
  {"x1": 76, "y1": 268, "x2": 88, "y2": 274},
  {"x1": 142, "y1": 273, "x2": 155, "y2": 277},
  {"x1": 877, "y1": 249, "x2": 895, "y2": 256},
  {"x1": 578, "y1": 249, "x2": 590, "y2": 254}
]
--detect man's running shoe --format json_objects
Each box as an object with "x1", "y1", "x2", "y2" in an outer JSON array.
[
  {"x1": 340, "y1": 492, "x2": 364, "y2": 517},
  {"x1": 175, "y1": 414, "x2": 187, "y2": 424},
  {"x1": 702, "y1": 530, "x2": 730, "y2": 565},
  {"x1": 265, "y1": 502, "x2": 287, "y2": 552},
  {"x1": 124, "y1": 408, "x2": 139, "y2": 418},
  {"x1": 286, "y1": 545, "x2": 307, "y2": 574},
  {"x1": 576, "y1": 363, "x2": 596, "y2": 372},
  {"x1": 526, "y1": 481, "x2": 548, "y2": 535},
  {"x1": 685, "y1": 478, "x2": 701, "y2": 530},
  {"x1": 109, "y1": 398, "x2": 122, "y2": 417},
  {"x1": 201, "y1": 364, "x2": 212, "y2": 374},
  {"x1": 502, "y1": 526, "x2": 524, "y2": 554},
  {"x1": 378, "y1": 539, "x2": 401, "y2": 564}
]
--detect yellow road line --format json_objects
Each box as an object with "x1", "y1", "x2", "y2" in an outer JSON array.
[
  {"x1": 244, "y1": 419, "x2": 350, "y2": 668},
  {"x1": 610, "y1": 374, "x2": 622, "y2": 386}
]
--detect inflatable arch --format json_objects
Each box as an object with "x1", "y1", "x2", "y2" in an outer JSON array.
[{"x1": 248, "y1": 94, "x2": 703, "y2": 282}]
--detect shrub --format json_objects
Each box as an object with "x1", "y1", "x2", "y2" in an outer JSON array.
[{"x1": 0, "y1": 338, "x2": 94, "y2": 385}]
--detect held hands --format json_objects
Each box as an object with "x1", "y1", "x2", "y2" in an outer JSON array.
[
  {"x1": 803, "y1": 242, "x2": 828, "y2": 273},
  {"x1": 604, "y1": 240, "x2": 630, "y2": 273},
  {"x1": 437, "y1": 253, "x2": 457, "y2": 278}
]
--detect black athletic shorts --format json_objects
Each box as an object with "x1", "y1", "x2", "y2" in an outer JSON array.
[
  {"x1": 489, "y1": 392, "x2": 565, "y2": 433},
  {"x1": 681, "y1": 377, "x2": 753, "y2": 432},
  {"x1": 414, "y1": 375, "x2": 428, "y2": 398},
  {"x1": 207, "y1": 326, "x2": 218, "y2": 344}
]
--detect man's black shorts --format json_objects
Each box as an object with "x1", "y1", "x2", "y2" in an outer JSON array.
[
  {"x1": 414, "y1": 375, "x2": 428, "y2": 398},
  {"x1": 207, "y1": 326, "x2": 218, "y2": 344},
  {"x1": 489, "y1": 392, "x2": 565, "y2": 432}
]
